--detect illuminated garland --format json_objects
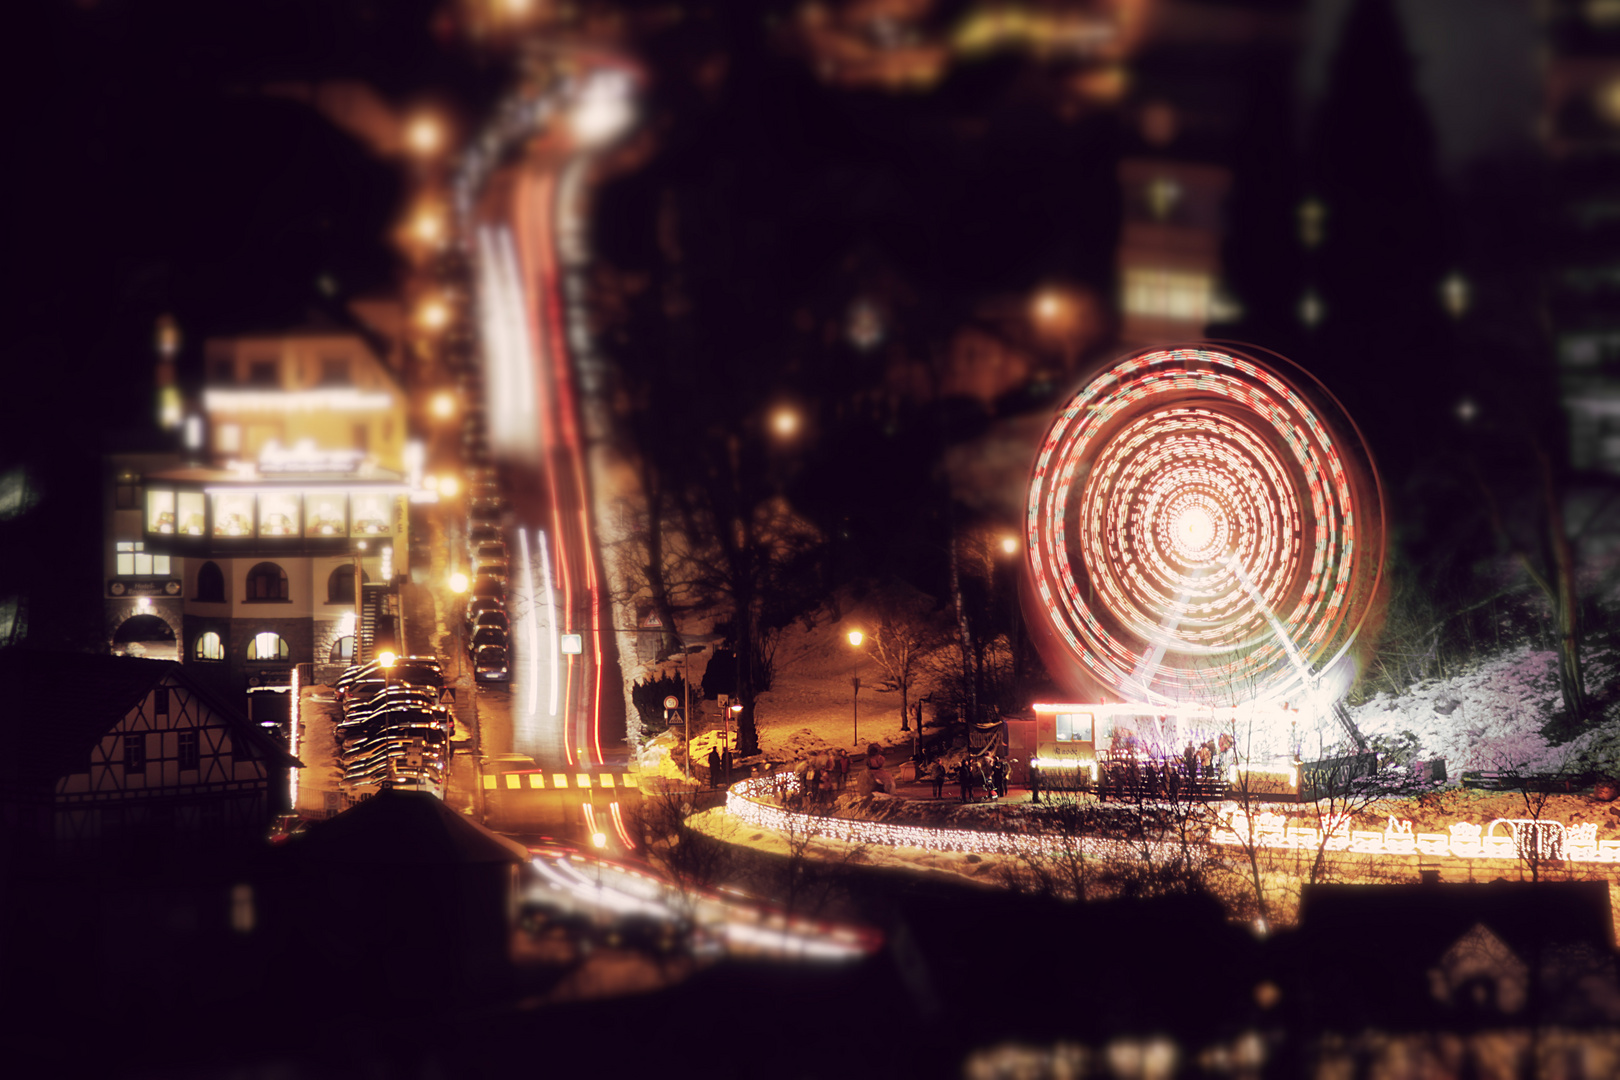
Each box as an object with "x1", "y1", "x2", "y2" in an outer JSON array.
[
  {"x1": 1025, "y1": 347, "x2": 1382, "y2": 705},
  {"x1": 725, "y1": 778, "x2": 1620, "y2": 866}
]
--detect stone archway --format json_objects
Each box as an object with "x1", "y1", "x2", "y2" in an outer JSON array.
[{"x1": 113, "y1": 613, "x2": 178, "y2": 661}]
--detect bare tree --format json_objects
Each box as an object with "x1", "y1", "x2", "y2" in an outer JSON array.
[{"x1": 866, "y1": 599, "x2": 948, "y2": 734}]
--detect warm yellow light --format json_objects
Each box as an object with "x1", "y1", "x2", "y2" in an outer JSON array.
[
  {"x1": 419, "y1": 299, "x2": 450, "y2": 331},
  {"x1": 847, "y1": 630, "x2": 863, "y2": 647},
  {"x1": 771, "y1": 407, "x2": 800, "y2": 437},
  {"x1": 378, "y1": 651, "x2": 397, "y2": 669},
  {"x1": 1000, "y1": 536, "x2": 1018, "y2": 555},
  {"x1": 437, "y1": 475, "x2": 460, "y2": 498},
  {"x1": 1035, "y1": 292, "x2": 1063, "y2": 320},
  {"x1": 412, "y1": 207, "x2": 445, "y2": 246},
  {"x1": 729, "y1": 703, "x2": 743, "y2": 714},
  {"x1": 406, "y1": 115, "x2": 443, "y2": 156},
  {"x1": 449, "y1": 572, "x2": 469, "y2": 594},
  {"x1": 592, "y1": 831, "x2": 607, "y2": 849},
  {"x1": 431, "y1": 391, "x2": 456, "y2": 419}
]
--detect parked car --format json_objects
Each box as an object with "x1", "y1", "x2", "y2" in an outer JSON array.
[
  {"x1": 467, "y1": 608, "x2": 510, "y2": 635},
  {"x1": 468, "y1": 625, "x2": 509, "y2": 652},
  {"x1": 473, "y1": 643, "x2": 509, "y2": 682},
  {"x1": 471, "y1": 575, "x2": 506, "y2": 602},
  {"x1": 473, "y1": 543, "x2": 509, "y2": 575},
  {"x1": 466, "y1": 523, "x2": 502, "y2": 548}
]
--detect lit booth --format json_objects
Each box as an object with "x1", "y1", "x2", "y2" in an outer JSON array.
[{"x1": 1031, "y1": 701, "x2": 1308, "y2": 798}]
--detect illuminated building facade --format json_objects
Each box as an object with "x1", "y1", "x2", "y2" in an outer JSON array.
[
  {"x1": 1543, "y1": 0, "x2": 1620, "y2": 473},
  {"x1": 104, "y1": 327, "x2": 411, "y2": 688}
]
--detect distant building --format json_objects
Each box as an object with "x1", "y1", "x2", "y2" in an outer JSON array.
[
  {"x1": 1544, "y1": 0, "x2": 1620, "y2": 473},
  {"x1": 104, "y1": 324, "x2": 412, "y2": 687},
  {"x1": 0, "y1": 651, "x2": 298, "y2": 866}
]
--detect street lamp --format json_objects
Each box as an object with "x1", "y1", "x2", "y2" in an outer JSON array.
[
  {"x1": 431, "y1": 391, "x2": 457, "y2": 420},
  {"x1": 847, "y1": 630, "x2": 864, "y2": 747},
  {"x1": 405, "y1": 114, "x2": 444, "y2": 157},
  {"x1": 770, "y1": 406, "x2": 800, "y2": 438}
]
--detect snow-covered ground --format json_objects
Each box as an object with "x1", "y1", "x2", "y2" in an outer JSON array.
[{"x1": 1347, "y1": 643, "x2": 1615, "y2": 776}]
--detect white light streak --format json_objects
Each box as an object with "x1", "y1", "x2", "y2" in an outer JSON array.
[
  {"x1": 519, "y1": 529, "x2": 540, "y2": 722},
  {"x1": 539, "y1": 529, "x2": 559, "y2": 717}
]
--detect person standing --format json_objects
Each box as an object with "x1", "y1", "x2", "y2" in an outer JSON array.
[
  {"x1": 707, "y1": 746, "x2": 722, "y2": 789},
  {"x1": 930, "y1": 759, "x2": 946, "y2": 799},
  {"x1": 837, "y1": 748, "x2": 850, "y2": 789},
  {"x1": 1028, "y1": 757, "x2": 1041, "y2": 803},
  {"x1": 995, "y1": 755, "x2": 1010, "y2": 800},
  {"x1": 957, "y1": 758, "x2": 972, "y2": 803}
]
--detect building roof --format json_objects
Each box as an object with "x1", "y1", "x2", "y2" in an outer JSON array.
[
  {"x1": 277, "y1": 788, "x2": 530, "y2": 866},
  {"x1": 0, "y1": 649, "x2": 299, "y2": 791}
]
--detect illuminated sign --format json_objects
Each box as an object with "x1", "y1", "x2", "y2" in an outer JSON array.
[
  {"x1": 258, "y1": 440, "x2": 365, "y2": 474},
  {"x1": 203, "y1": 388, "x2": 395, "y2": 413},
  {"x1": 560, "y1": 633, "x2": 583, "y2": 655}
]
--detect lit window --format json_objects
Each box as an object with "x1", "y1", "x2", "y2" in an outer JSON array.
[
  {"x1": 247, "y1": 631, "x2": 288, "y2": 661},
  {"x1": 115, "y1": 541, "x2": 170, "y2": 577},
  {"x1": 1055, "y1": 712, "x2": 1094, "y2": 742},
  {"x1": 1123, "y1": 268, "x2": 1213, "y2": 323},
  {"x1": 216, "y1": 424, "x2": 241, "y2": 454},
  {"x1": 195, "y1": 631, "x2": 224, "y2": 662}
]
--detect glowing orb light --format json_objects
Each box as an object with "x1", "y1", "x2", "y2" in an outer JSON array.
[{"x1": 1022, "y1": 345, "x2": 1384, "y2": 706}]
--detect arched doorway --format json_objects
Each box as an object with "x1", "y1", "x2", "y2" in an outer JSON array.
[{"x1": 113, "y1": 613, "x2": 178, "y2": 660}]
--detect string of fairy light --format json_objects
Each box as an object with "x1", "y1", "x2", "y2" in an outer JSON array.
[{"x1": 1026, "y1": 347, "x2": 1378, "y2": 705}]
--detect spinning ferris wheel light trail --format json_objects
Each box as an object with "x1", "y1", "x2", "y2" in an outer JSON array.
[{"x1": 1023, "y1": 345, "x2": 1386, "y2": 712}]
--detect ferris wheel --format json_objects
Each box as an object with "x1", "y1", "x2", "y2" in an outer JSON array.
[{"x1": 1022, "y1": 344, "x2": 1385, "y2": 709}]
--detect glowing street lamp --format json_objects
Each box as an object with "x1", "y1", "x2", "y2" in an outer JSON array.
[
  {"x1": 378, "y1": 650, "x2": 397, "y2": 670},
  {"x1": 771, "y1": 406, "x2": 800, "y2": 438},
  {"x1": 431, "y1": 391, "x2": 457, "y2": 419},
  {"x1": 411, "y1": 206, "x2": 446, "y2": 247},
  {"x1": 405, "y1": 114, "x2": 444, "y2": 157},
  {"x1": 448, "y1": 571, "x2": 469, "y2": 595},
  {"x1": 847, "y1": 630, "x2": 864, "y2": 747},
  {"x1": 1000, "y1": 535, "x2": 1019, "y2": 556},
  {"x1": 418, "y1": 298, "x2": 450, "y2": 332},
  {"x1": 437, "y1": 475, "x2": 460, "y2": 498}
]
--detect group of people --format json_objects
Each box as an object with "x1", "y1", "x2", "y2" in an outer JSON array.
[
  {"x1": 706, "y1": 744, "x2": 736, "y2": 789},
  {"x1": 926, "y1": 753, "x2": 1011, "y2": 803},
  {"x1": 792, "y1": 747, "x2": 852, "y2": 797}
]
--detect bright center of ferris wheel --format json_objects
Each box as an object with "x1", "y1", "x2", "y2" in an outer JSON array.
[{"x1": 1173, "y1": 505, "x2": 1217, "y2": 559}]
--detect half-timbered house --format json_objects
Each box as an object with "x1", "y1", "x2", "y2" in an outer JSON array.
[{"x1": 0, "y1": 650, "x2": 300, "y2": 865}]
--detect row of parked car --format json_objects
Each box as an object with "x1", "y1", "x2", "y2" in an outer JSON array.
[
  {"x1": 464, "y1": 477, "x2": 511, "y2": 683},
  {"x1": 333, "y1": 656, "x2": 452, "y2": 797}
]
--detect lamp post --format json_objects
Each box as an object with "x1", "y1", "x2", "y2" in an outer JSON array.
[
  {"x1": 847, "y1": 630, "x2": 864, "y2": 747},
  {"x1": 448, "y1": 571, "x2": 468, "y2": 680},
  {"x1": 999, "y1": 535, "x2": 1021, "y2": 698}
]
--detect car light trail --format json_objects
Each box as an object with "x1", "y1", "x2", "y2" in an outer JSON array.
[
  {"x1": 538, "y1": 529, "x2": 559, "y2": 717},
  {"x1": 519, "y1": 529, "x2": 540, "y2": 722},
  {"x1": 609, "y1": 800, "x2": 634, "y2": 849}
]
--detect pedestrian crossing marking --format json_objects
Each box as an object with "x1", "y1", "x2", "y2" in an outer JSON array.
[
  {"x1": 504, "y1": 774, "x2": 521, "y2": 789},
  {"x1": 482, "y1": 775, "x2": 496, "y2": 790},
  {"x1": 576, "y1": 774, "x2": 591, "y2": 788},
  {"x1": 528, "y1": 773, "x2": 544, "y2": 789},
  {"x1": 552, "y1": 773, "x2": 567, "y2": 788},
  {"x1": 598, "y1": 773, "x2": 614, "y2": 788},
  {"x1": 622, "y1": 774, "x2": 638, "y2": 788}
]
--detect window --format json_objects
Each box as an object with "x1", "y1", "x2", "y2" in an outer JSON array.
[
  {"x1": 329, "y1": 635, "x2": 354, "y2": 663},
  {"x1": 153, "y1": 687, "x2": 168, "y2": 716},
  {"x1": 318, "y1": 358, "x2": 350, "y2": 386},
  {"x1": 216, "y1": 424, "x2": 241, "y2": 454},
  {"x1": 178, "y1": 730, "x2": 199, "y2": 770},
  {"x1": 194, "y1": 631, "x2": 224, "y2": 661},
  {"x1": 247, "y1": 359, "x2": 278, "y2": 387},
  {"x1": 123, "y1": 734, "x2": 146, "y2": 773},
  {"x1": 195, "y1": 561, "x2": 225, "y2": 603},
  {"x1": 245, "y1": 562, "x2": 288, "y2": 602},
  {"x1": 247, "y1": 631, "x2": 288, "y2": 661},
  {"x1": 115, "y1": 473, "x2": 139, "y2": 510},
  {"x1": 116, "y1": 541, "x2": 171, "y2": 578},
  {"x1": 210, "y1": 359, "x2": 235, "y2": 384},
  {"x1": 1055, "y1": 712, "x2": 1094, "y2": 743},
  {"x1": 327, "y1": 564, "x2": 368, "y2": 604},
  {"x1": 1122, "y1": 268, "x2": 1214, "y2": 323}
]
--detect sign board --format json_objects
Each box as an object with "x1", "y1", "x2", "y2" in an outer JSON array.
[
  {"x1": 560, "y1": 633, "x2": 584, "y2": 655},
  {"x1": 663, "y1": 695, "x2": 680, "y2": 710}
]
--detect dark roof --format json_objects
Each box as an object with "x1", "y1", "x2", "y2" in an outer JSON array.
[
  {"x1": 1276, "y1": 881, "x2": 1616, "y2": 1029},
  {"x1": 277, "y1": 788, "x2": 529, "y2": 866},
  {"x1": 0, "y1": 649, "x2": 299, "y2": 790}
]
